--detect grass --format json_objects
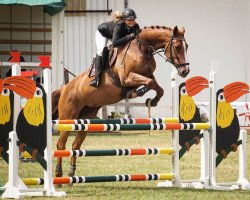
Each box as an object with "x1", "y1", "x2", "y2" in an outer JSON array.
[{"x1": 1, "y1": 131, "x2": 250, "y2": 200}]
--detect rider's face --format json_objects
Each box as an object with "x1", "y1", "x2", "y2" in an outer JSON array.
[{"x1": 125, "y1": 19, "x2": 136, "y2": 27}]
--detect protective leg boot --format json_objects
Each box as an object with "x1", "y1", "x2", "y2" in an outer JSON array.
[{"x1": 90, "y1": 55, "x2": 103, "y2": 87}]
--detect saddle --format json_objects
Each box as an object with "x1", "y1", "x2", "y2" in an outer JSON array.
[
  {"x1": 87, "y1": 47, "x2": 132, "y2": 97},
  {"x1": 88, "y1": 47, "x2": 118, "y2": 78}
]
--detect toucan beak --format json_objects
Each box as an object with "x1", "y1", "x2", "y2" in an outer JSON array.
[
  {"x1": 3, "y1": 76, "x2": 36, "y2": 99},
  {"x1": 185, "y1": 76, "x2": 209, "y2": 96},
  {"x1": 224, "y1": 82, "x2": 249, "y2": 103},
  {"x1": 0, "y1": 79, "x2": 3, "y2": 92}
]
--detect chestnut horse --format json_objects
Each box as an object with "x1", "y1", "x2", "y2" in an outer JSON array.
[{"x1": 52, "y1": 26, "x2": 190, "y2": 180}]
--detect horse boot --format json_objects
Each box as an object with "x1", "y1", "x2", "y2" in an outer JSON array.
[
  {"x1": 55, "y1": 164, "x2": 63, "y2": 188},
  {"x1": 67, "y1": 163, "x2": 76, "y2": 186},
  {"x1": 90, "y1": 54, "x2": 103, "y2": 88}
]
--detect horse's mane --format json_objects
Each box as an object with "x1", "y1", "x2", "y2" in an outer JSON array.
[{"x1": 142, "y1": 26, "x2": 172, "y2": 30}]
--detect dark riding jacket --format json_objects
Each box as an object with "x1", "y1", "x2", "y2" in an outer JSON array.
[{"x1": 98, "y1": 20, "x2": 140, "y2": 47}]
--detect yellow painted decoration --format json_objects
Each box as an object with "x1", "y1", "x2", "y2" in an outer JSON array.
[
  {"x1": 216, "y1": 102, "x2": 234, "y2": 129},
  {"x1": 159, "y1": 173, "x2": 174, "y2": 180},
  {"x1": 179, "y1": 95, "x2": 196, "y2": 121},
  {"x1": 21, "y1": 151, "x2": 32, "y2": 159},
  {"x1": 0, "y1": 95, "x2": 11, "y2": 125},
  {"x1": 159, "y1": 148, "x2": 175, "y2": 155},
  {"x1": 23, "y1": 97, "x2": 44, "y2": 126}
]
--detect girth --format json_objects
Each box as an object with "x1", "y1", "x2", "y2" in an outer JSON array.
[{"x1": 105, "y1": 68, "x2": 132, "y2": 98}]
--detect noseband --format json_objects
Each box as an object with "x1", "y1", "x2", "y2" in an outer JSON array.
[{"x1": 136, "y1": 34, "x2": 189, "y2": 69}]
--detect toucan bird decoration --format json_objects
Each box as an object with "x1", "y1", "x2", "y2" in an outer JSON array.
[
  {"x1": 0, "y1": 76, "x2": 36, "y2": 162},
  {"x1": 16, "y1": 83, "x2": 47, "y2": 158},
  {"x1": 179, "y1": 76, "x2": 209, "y2": 153},
  {"x1": 216, "y1": 82, "x2": 249, "y2": 159}
]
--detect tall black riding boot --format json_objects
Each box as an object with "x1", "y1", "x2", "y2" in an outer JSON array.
[{"x1": 90, "y1": 54, "x2": 103, "y2": 87}]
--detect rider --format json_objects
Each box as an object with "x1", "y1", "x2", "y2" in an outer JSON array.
[{"x1": 90, "y1": 8, "x2": 140, "y2": 87}]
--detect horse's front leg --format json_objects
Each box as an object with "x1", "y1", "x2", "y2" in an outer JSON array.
[
  {"x1": 146, "y1": 75, "x2": 164, "y2": 107},
  {"x1": 121, "y1": 72, "x2": 164, "y2": 107}
]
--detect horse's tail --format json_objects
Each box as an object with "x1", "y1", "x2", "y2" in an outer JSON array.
[{"x1": 52, "y1": 86, "x2": 64, "y2": 120}]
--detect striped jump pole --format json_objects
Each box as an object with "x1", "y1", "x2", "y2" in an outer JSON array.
[
  {"x1": 52, "y1": 147, "x2": 174, "y2": 157},
  {"x1": 23, "y1": 173, "x2": 174, "y2": 185},
  {"x1": 52, "y1": 117, "x2": 179, "y2": 125},
  {"x1": 53, "y1": 123, "x2": 210, "y2": 132}
]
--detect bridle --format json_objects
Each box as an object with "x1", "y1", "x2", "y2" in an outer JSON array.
[
  {"x1": 165, "y1": 35, "x2": 189, "y2": 68},
  {"x1": 136, "y1": 34, "x2": 189, "y2": 69}
]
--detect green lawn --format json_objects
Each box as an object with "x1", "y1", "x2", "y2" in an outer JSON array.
[{"x1": 1, "y1": 131, "x2": 250, "y2": 199}]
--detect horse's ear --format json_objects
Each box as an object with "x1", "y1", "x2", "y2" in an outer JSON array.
[
  {"x1": 173, "y1": 26, "x2": 178, "y2": 36},
  {"x1": 178, "y1": 27, "x2": 185, "y2": 34}
]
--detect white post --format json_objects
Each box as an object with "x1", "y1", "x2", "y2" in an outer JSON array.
[
  {"x1": 12, "y1": 64, "x2": 21, "y2": 130},
  {"x1": 200, "y1": 72, "x2": 214, "y2": 188},
  {"x1": 208, "y1": 70, "x2": 217, "y2": 188},
  {"x1": 43, "y1": 68, "x2": 66, "y2": 197},
  {"x1": 171, "y1": 70, "x2": 181, "y2": 187},
  {"x1": 2, "y1": 65, "x2": 28, "y2": 199},
  {"x1": 157, "y1": 69, "x2": 181, "y2": 187},
  {"x1": 200, "y1": 129, "x2": 210, "y2": 187},
  {"x1": 101, "y1": 106, "x2": 108, "y2": 119},
  {"x1": 52, "y1": 11, "x2": 64, "y2": 91},
  {"x1": 237, "y1": 129, "x2": 250, "y2": 189},
  {"x1": 124, "y1": 99, "x2": 129, "y2": 119},
  {"x1": 2, "y1": 131, "x2": 28, "y2": 199}
]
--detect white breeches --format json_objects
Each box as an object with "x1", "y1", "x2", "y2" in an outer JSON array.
[{"x1": 96, "y1": 30, "x2": 109, "y2": 56}]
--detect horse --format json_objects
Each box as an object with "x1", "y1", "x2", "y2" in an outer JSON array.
[{"x1": 52, "y1": 26, "x2": 190, "y2": 180}]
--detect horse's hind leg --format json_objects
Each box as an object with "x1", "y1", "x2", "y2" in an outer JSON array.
[
  {"x1": 55, "y1": 102, "x2": 83, "y2": 179},
  {"x1": 67, "y1": 130, "x2": 87, "y2": 178},
  {"x1": 55, "y1": 131, "x2": 71, "y2": 178},
  {"x1": 67, "y1": 107, "x2": 101, "y2": 182}
]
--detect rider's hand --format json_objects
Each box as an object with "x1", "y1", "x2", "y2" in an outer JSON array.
[{"x1": 129, "y1": 33, "x2": 136, "y2": 40}]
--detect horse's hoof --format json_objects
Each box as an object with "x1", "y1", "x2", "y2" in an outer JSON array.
[
  {"x1": 67, "y1": 163, "x2": 76, "y2": 177},
  {"x1": 55, "y1": 164, "x2": 63, "y2": 177},
  {"x1": 146, "y1": 98, "x2": 157, "y2": 107},
  {"x1": 68, "y1": 183, "x2": 74, "y2": 187},
  {"x1": 145, "y1": 98, "x2": 152, "y2": 107}
]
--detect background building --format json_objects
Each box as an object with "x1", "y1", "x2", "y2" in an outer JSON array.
[{"x1": 1, "y1": 0, "x2": 249, "y2": 118}]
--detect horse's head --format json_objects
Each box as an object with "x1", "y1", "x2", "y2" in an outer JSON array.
[{"x1": 164, "y1": 26, "x2": 189, "y2": 78}]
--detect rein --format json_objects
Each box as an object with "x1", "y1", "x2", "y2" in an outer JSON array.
[{"x1": 120, "y1": 40, "x2": 132, "y2": 66}]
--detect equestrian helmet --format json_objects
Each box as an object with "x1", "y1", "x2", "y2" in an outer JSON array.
[{"x1": 122, "y1": 8, "x2": 137, "y2": 20}]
